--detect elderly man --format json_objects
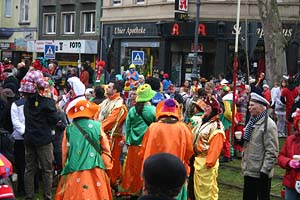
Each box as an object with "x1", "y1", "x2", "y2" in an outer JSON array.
[{"x1": 242, "y1": 93, "x2": 279, "y2": 200}]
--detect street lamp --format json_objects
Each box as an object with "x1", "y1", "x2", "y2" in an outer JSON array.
[{"x1": 192, "y1": 0, "x2": 201, "y2": 77}]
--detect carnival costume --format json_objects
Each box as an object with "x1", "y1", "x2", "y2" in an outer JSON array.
[
  {"x1": 121, "y1": 84, "x2": 156, "y2": 194},
  {"x1": 192, "y1": 96, "x2": 225, "y2": 200},
  {"x1": 94, "y1": 60, "x2": 107, "y2": 86},
  {"x1": 55, "y1": 99, "x2": 113, "y2": 200},
  {"x1": 219, "y1": 86, "x2": 235, "y2": 160},
  {"x1": 139, "y1": 99, "x2": 194, "y2": 200},
  {"x1": 95, "y1": 92, "x2": 128, "y2": 185},
  {"x1": 125, "y1": 64, "x2": 139, "y2": 90}
]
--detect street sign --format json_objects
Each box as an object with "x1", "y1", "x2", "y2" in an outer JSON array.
[
  {"x1": 132, "y1": 51, "x2": 144, "y2": 65},
  {"x1": 44, "y1": 44, "x2": 55, "y2": 59}
]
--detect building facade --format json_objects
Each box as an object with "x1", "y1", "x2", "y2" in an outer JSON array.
[
  {"x1": 101, "y1": 0, "x2": 300, "y2": 84},
  {"x1": 0, "y1": 0, "x2": 38, "y2": 65},
  {"x1": 29, "y1": 0, "x2": 102, "y2": 68}
]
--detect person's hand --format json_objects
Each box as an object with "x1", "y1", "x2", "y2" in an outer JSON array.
[
  {"x1": 289, "y1": 160, "x2": 300, "y2": 168},
  {"x1": 234, "y1": 137, "x2": 244, "y2": 146},
  {"x1": 234, "y1": 118, "x2": 239, "y2": 125}
]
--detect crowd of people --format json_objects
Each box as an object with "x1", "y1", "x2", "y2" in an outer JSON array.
[{"x1": 0, "y1": 57, "x2": 299, "y2": 200}]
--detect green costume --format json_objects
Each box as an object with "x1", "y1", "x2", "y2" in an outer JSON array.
[
  {"x1": 125, "y1": 104, "x2": 156, "y2": 146},
  {"x1": 61, "y1": 119, "x2": 105, "y2": 175}
]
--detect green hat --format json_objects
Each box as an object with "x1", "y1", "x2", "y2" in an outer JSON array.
[
  {"x1": 222, "y1": 85, "x2": 230, "y2": 92},
  {"x1": 136, "y1": 84, "x2": 156, "y2": 103}
]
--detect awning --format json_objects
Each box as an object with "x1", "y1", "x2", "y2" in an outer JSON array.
[{"x1": 0, "y1": 29, "x2": 13, "y2": 39}]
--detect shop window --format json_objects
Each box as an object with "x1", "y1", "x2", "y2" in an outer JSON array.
[
  {"x1": 20, "y1": 0, "x2": 29, "y2": 23},
  {"x1": 120, "y1": 43, "x2": 160, "y2": 76},
  {"x1": 62, "y1": 12, "x2": 75, "y2": 34},
  {"x1": 82, "y1": 11, "x2": 95, "y2": 34},
  {"x1": 44, "y1": 14, "x2": 56, "y2": 34},
  {"x1": 5, "y1": 0, "x2": 12, "y2": 17},
  {"x1": 113, "y1": 0, "x2": 121, "y2": 6}
]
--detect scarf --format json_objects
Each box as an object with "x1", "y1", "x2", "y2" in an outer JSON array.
[{"x1": 244, "y1": 110, "x2": 267, "y2": 141}]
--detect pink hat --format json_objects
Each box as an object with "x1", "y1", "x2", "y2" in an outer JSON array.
[
  {"x1": 19, "y1": 70, "x2": 49, "y2": 93},
  {"x1": 163, "y1": 73, "x2": 169, "y2": 79}
]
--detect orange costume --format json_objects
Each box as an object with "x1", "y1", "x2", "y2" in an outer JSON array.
[
  {"x1": 94, "y1": 93, "x2": 128, "y2": 185},
  {"x1": 121, "y1": 84, "x2": 156, "y2": 194},
  {"x1": 55, "y1": 99, "x2": 113, "y2": 200},
  {"x1": 139, "y1": 99, "x2": 194, "y2": 183}
]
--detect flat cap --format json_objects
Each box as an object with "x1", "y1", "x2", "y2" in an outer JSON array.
[{"x1": 250, "y1": 92, "x2": 269, "y2": 107}]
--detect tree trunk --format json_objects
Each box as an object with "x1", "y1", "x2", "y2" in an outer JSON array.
[{"x1": 257, "y1": 0, "x2": 286, "y2": 87}]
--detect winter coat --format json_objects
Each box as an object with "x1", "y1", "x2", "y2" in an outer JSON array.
[
  {"x1": 241, "y1": 116, "x2": 279, "y2": 178},
  {"x1": 278, "y1": 133, "x2": 300, "y2": 189},
  {"x1": 24, "y1": 93, "x2": 59, "y2": 145}
]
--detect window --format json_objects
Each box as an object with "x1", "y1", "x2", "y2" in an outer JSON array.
[
  {"x1": 82, "y1": 12, "x2": 95, "y2": 33},
  {"x1": 5, "y1": 0, "x2": 12, "y2": 17},
  {"x1": 44, "y1": 14, "x2": 56, "y2": 34},
  {"x1": 20, "y1": 0, "x2": 29, "y2": 22},
  {"x1": 113, "y1": 0, "x2": 121, "y2": 6},
  {"x1": 136, "y1": 0, "x2": 145, "y2": 4},
  {"x1": 62, "y1": 13, "x2": 75, "y2": 34}
]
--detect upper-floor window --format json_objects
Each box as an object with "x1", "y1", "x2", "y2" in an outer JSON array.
[
  {"x1": 44, "y1": 14, "x2": 56, "y2": 34},
  {"x1": 136, "y1": 0, "x2": 145, "y2": 4},
  {"x1": 62, "y1": 12, "x2": 75, "y2": 34},
  {"x1": 113, "y1": 0, "x2": 121, "y2": 6},
  {"x1": 20, "y1": 0, "x2": 29, "y2": 22},
  {"x1": 5, "y1": 0, "x2": 12, "y2": 17},
  {"x1": 82, "y1": 11, "x2": 95, "y2": 33}
]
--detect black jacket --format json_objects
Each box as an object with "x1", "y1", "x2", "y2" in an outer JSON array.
[{"x1": 24, "y1": 94, "x2": 59, "y2": 145}]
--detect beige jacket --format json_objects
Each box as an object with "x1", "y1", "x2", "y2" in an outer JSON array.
[{"x1": 241, "y1": 115, "x2": 279, "y2": 178}]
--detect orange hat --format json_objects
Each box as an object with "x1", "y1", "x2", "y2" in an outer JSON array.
[
  {"x1": 192, "y1": 99, "x2": 206, "y2": 111},
  {"x1": 67, "y1": 99, "x2": 99, "y2": 119},
  {"x1": 156, "y1": 99, "x2": 181, "y2": 120}
]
